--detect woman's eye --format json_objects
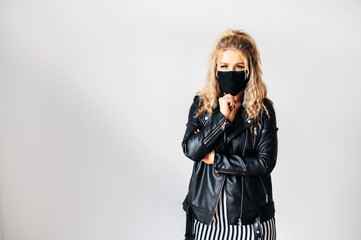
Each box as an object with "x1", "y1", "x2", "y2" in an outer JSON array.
[
  {"x1": 236, "y1": 66, "x2": 244, "y2": 69},
  {"x1": 220, "y1": 65, "x2": 227, "y2": 68}
]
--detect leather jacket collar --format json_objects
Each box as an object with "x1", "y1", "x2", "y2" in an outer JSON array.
[{"x1": 200, "y1": 104, "x2": 255, "y2": 146}]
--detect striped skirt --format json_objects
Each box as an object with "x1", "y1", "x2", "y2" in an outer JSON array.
[{"x1": 193, "y1": 188, "x2": 276, "y2": 240}]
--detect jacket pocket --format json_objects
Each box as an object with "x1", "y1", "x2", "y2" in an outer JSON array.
[
  {"x1": 259, "y1": 176, "x2": 269, "y2": 204},
  {"x1": 252, "y1": 175, "x2": 272, "y2": 208}
]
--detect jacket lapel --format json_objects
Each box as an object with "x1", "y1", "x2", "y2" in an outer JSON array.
[{"x1": 225, "y1": 106, "x2": 254, "y2": 146}]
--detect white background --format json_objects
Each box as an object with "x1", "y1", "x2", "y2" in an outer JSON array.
[{"x1": 1, "y1": 0, "x2": 360, "y2": 239}]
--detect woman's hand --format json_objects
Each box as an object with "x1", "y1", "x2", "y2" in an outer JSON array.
[
  {"x1": 227, "y1": 100, "x2": 241, "y2": 123},
  {"x1": 219, "y1": 94, "x2": 241, "y2": 122},
  {"x1": 219, "y1": 94, "x2": 237, "y2": 120},
  {"x1": 201, "y1": 149, "x2": 215, "y2": 165},
  {"x1": 194, "y1": 128, "x2": 215, "y2": 164}
]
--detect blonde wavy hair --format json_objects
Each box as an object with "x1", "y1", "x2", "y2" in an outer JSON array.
[{"x1": 194, "y1": 28, "x2": 274, "y2": 130}]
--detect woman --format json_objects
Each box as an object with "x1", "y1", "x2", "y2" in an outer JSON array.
[{"x1": 181, "y1": 29, "x2": 279, "y2": 240}]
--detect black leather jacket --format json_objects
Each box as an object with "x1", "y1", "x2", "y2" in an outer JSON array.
[{"x1": 181, "y1": 95, "x2": 279, "y2": 225}]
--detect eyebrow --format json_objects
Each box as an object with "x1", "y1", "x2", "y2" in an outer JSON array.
[{"x1": 219, "y1": 62, "x2": 245, "y2": 65}]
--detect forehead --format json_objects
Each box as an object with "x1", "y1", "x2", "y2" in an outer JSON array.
[{"x1": 217, "y1": 49, "x2": 248, "y2": 64}]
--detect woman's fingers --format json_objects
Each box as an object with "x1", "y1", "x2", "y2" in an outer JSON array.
[
  {"x1": 202, "y1": 158, "x2": 212, "y2": 164},
  {"x1": 201, "y1": 149, "x2": 215, "y2": 165},
  {"x1": 219, "y1": 94, "x2": 236, "y2": 119},
  {"x1": 201, "y1": 156, "x2": 214, "y2": 165},
  {"x1": 221, "y1": 94, "x2": 236, "y2": 112},
  {"x1": 202, "y1": 159, "x2": 211, "y2": 164},
  {"x1": 226, "y1": 94, "x2": 236, "y2": 111}
]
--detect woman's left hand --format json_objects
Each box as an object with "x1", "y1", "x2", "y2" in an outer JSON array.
[{"x1": 201, "y1": 149, "x2": 215, "y2": 165}]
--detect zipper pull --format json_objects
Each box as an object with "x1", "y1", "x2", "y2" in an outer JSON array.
[
  {"x1": 238, "y1": 218, "x2": 242, "y2": 225},
  {"x1": 214, "y1": 170, "x2": 219, "y2": 176},
  {"x1": 252, "y1": 127, "x2": 257, "y2": 149},
  {"x1": 265, "y1": 194, "x2": 269, "y2": 203}
]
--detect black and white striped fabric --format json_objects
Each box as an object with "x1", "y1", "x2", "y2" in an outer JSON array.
[{"x1": 193, "y1": 188, "x2": 276, "y2": 240}]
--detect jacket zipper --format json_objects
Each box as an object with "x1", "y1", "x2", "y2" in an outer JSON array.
[
  {"x1": 210, "y1": 123, "x2": 227, "y2": 225},
  {"x1": 252, "y1": 127, "x2": 257, "y2": 149},
  {"x1": 238, "y1": 175, "x2": 244, "y2": 225},
  {"x1": 242, "y1": 128, "x2": 248, "y2": 156},
  {"x1": 210, "y1": 175, "x2": 226, "y2": 225},
  {"x1": 224, "y1": 130, "x2": 226, "y2": 145},
  {"x1": 251, "y1": 125, "x2": 268, "y2": 204},
  {"x1": 200, "y1": 117, "x2": 206, "y2": 127},
  {"x1": 200, "y1": 117, "x2": 220, "y2": 152},
  {"x1": 239, "y1": 128, "x2": 248, "y2": 225},
  {"x1": 214, "y1": 169, "x2": 241, "y2": 175},
  {"x1": 259, "y1": 177, "x2": 269, "y2": 203},
  {"x1": 203, "y1": 119, "x2": 227, "y2": 145}
]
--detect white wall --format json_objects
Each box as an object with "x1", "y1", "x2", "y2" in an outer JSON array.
[{"x1": 0, "y1": 0, "x2": 360, "y2": 239}]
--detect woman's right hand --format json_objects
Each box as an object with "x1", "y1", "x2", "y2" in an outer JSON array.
[{"x1": 219, "y1": 94, "x2": 236, "y2": 120}]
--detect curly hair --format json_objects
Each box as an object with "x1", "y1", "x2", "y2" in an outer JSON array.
[{"x1": 194, "y1": 28, "x2": 274, "y2": 130}]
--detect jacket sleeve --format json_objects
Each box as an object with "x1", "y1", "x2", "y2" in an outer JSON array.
[
  {"x1": 181, "y1": 95, "x2": 232, "y2": 162},
  {"x1": 213, "y1": 99, "x2": 279, "y2": 176}
]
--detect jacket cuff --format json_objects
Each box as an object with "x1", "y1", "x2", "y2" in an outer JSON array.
[
  {"x1": 213, "y1": 153, "x2": 247, "y2": 176},
  {"x1": 225, "y1": 119, "x2": 232, "y2": 130},
  {"x1": 202, "y1": 111, "x2": 228, "y2": 145}
]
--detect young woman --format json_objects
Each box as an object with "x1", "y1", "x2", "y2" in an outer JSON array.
[{"x1": 181, "y1": 29, "x2": 279, "y2": 240}]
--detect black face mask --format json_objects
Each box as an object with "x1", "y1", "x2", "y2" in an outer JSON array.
[{"x1": 216, "y1": 70, "x2": 249, "y2": 96}]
